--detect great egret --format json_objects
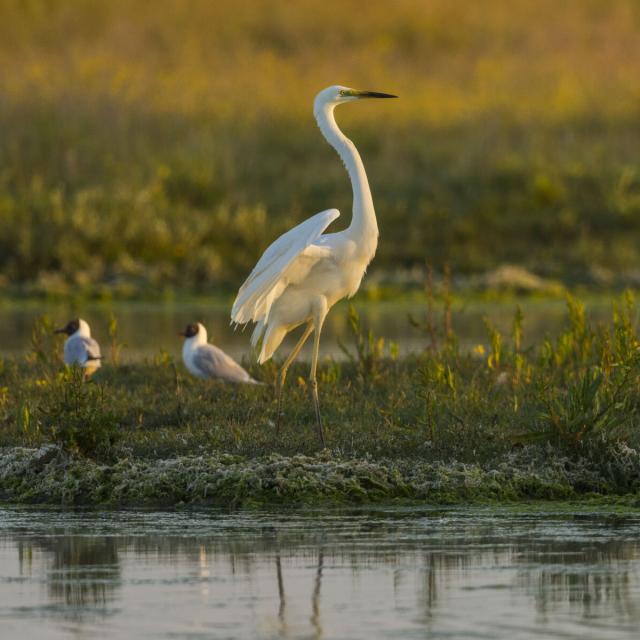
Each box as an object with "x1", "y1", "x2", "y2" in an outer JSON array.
[
  {"x1": 55, "y1": 318, "x2": 103, "y2": 376},
  {"x1": 231, "y1": 85, "x2": 397, "y2": 445},
  {"x1": 180, "y1": 322, "x2": 261, "y2": 384}
]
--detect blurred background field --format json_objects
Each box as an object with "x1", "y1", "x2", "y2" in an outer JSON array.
[{"x1": 1, "y1": 0, "x2": 640, "y2": 297}]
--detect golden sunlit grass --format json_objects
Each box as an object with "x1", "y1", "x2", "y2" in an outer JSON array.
[
  {"x1": 3, "y1": 0, "x2": 640, "y2": 123},
  {"x1": 1, "y1": 0, "x2": 640, "y2": 294},
  {"x1": 0, "y1": 0, "x2": 640, "y2": 124}
]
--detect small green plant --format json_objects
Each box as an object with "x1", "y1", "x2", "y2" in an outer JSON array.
[
  {"x1": 39, "y1": 367, "x2": 120, "y2": 460},
  {"x1": 108, "y1": 311, "x2": 125, "y2": 365},
  {"x1": 16, "y1": 400, "x2": 36, "y2": 437},
  {"x1": 409, "y1": 264, "x2": 458, "y2": 354},
  {"x1": 408, "y1": 264, "x2": 438, "y2": 352},
  {"x1": 483, "y1": 318, "x2": 503, "y2": 371},
  {"x1": 339, "y1": 304, "x2": 395, "y2": 383},
  {"x1": 417, "y1": 358, "x2": 456, "y2": 442},
  {"x1": 0, "y1": 386, "x2": 8, "y2": 411},
  {"x1": 26, "y1": 315, "x2": 62, "y2": 371},
  {"x1": 512, "y1": 305, "x2": 524, "y2": 351},
  {"x1": 612, "y1": 289, "x2": 638, "y2": 360},
  {"x1": 532, "y1": 362, "x2": 638, "y2": 451},
  {"x1": 154, "y1": 349, "x2": 173, "y2": 367}
]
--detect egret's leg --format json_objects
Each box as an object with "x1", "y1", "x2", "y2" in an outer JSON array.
[
  {"x1": 276, "y1": 323, "x2": 314, "y2": 433},
  {"x1": 310, "y1": 305, "x2": 328, "y2": 447}
]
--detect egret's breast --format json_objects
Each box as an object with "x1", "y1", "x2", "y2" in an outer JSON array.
[{"x1": 266, "y1": 237, "x2": 372, "y2": 327}]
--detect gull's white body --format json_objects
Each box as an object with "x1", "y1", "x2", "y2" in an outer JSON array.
[
  {"x1": 231, "y1": 85, "x2": 393, "y2": 441},
  {"x1": 63, "y1": 319, "x2": 102, "y2": 371},
  {"x1": 231, "y1": 86, "x2": 379, "y2": 362},
  {"x1": 182, "y1": 322, "x2": 259, "y2": 384}
]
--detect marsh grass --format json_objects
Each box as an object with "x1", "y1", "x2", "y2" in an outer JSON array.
[
  {"x1": 1, "y1": 294, "x2": 639, "y2": 468},
  {"x1": 38, "y1": 367, "x2": 120, "y2": 460}
]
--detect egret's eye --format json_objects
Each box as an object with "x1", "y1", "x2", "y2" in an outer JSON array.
[{"x1": 339, "y1": 90, "x2": 346, "y2": 96}]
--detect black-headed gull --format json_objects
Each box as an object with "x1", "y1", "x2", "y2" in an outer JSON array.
[
  {"x1": 55, "y1": 318, "x2": 102, "y2": 375},
  {"x1": 180, "y1": 322, "x2": 261, "y2": 384}
]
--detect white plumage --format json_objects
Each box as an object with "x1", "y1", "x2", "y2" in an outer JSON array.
[
  {"x1": 181, "y1": 322, "x2": 260, "y2": 384},
  {"x1": 232, "y1": 207, "x2": 340, "y2": 361},
  {"x1": 56, "y1": 318, "x2": 102, "y2": 374},
  {"x1": 230, "y1": 85, "x2": 396, "y2": 443}
]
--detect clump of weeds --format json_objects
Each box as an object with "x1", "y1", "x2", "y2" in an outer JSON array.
[{"x1": 37, "y1": 367, "x2": 120, "y2": 461}]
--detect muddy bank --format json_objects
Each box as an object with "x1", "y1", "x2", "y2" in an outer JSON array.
[{"x1": 2, "y1": 444, "x2": 640, "y2": 508}]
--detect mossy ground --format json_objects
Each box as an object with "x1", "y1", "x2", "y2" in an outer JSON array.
[{"x1": 2, "y1": 444, "x2": 640, "y2": 508}]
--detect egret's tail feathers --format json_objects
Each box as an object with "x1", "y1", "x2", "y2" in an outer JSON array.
[
  {"x1": 231, "y1": 280, "x2": 285, "y2": 327},
  {"x1": 258, "y1": 325, "x2": 287, "y2": 364},
  {"x1": 251, "y1": 320, "x2": 265, "y2": 348}
]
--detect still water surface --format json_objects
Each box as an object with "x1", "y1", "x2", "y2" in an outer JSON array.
[
  {"x1": 0, "y1": 298, "x2": 612, "y2": 362},
  {"x1": 1, "y1": 506, "x2": 639, "y2": 639}
]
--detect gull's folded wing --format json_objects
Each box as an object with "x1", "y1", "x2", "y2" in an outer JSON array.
[{"x1": 193, "y1": 344, "x2": 252, "y2": 383}]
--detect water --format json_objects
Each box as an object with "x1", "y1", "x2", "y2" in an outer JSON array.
[
  {"x1": 1, "y1": 506, "x2": 639, "y2": 639},
  {"x1": 0, "y1": 298, "x2": 612, "y2": 362}
]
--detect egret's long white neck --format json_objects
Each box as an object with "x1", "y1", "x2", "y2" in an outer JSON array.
[{"x1": 314, "y1": 101, "x2": 378, "y2": 256}]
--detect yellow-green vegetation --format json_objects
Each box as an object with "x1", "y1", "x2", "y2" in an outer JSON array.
[
  {"x1": 1, "y1": 1, "x2": 640, "y2": 295},
  {"x1": 1, "y1": 295, "x2": 640, "y2": 506}
]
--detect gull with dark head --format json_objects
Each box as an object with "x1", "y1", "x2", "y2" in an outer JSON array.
[
  {"x1": 55, "y1": 318, "x2": 102, "y2": 376},
  {"x1": 180, "y1": 322, "x2": 261, "y2": 384}
]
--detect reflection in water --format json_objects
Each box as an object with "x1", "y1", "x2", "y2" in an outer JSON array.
[
  {"x1": 311, "y1": 549, "x2": 324, "y2": 638},
  {"x1": 1, "y1": 508, "x2": 640, "y2": 639},
  {"x1": 419, "y1": 551, "x2": 438, "y2": 617},
  {"x1": 17, "y1": 535, "x2": 120, "y2": 617},
  {"x1": 0, "y1": 298, "x2": 614, "y2": 361},
  {"x1": 516, "y1": 540, "x2": 640, "y2": 622},
  {"x1": 276, "y1": 551, "x2": 286, "y2": 631}
]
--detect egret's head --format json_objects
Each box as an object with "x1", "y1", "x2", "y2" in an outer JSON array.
[{"x1": 315, "y1": 85, "x2": 397, "y2": 109}]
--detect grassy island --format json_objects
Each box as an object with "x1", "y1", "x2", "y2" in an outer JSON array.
[{"x1": 2, "y1": 297, "x2": 640, "y2": 507}]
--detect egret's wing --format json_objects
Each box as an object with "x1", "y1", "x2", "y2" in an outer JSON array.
[
  {"x1": 193, "y1": 345, "x2": 253, "y2": 383},
  {"x1": 231, "y1": 208, "x2": 340, "y2": 324}
]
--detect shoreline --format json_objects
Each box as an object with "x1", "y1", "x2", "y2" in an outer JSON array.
[{"x1": 2, "y1": 445, "x2": 639, "y2": 509}]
